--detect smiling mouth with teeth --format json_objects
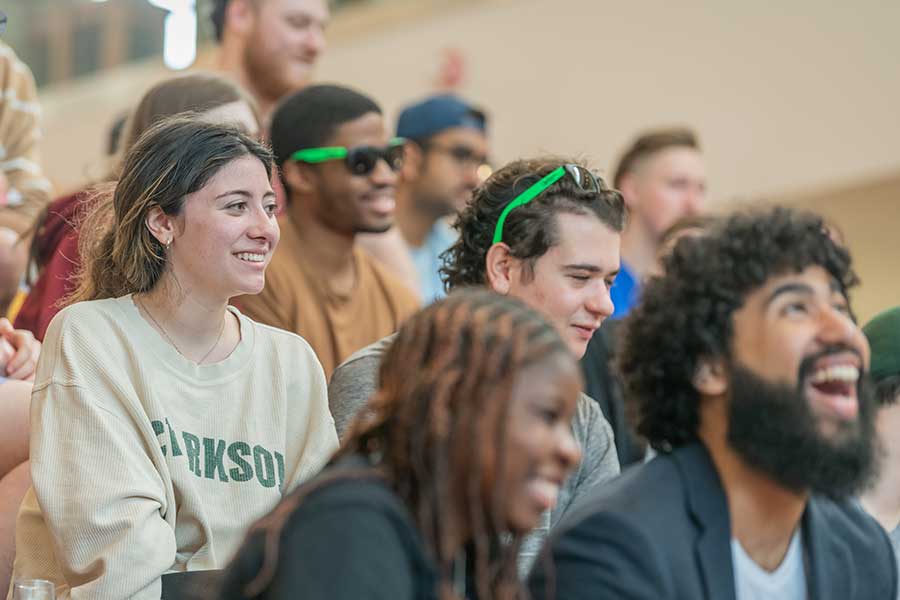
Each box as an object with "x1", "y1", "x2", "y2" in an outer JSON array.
[
  {"x1": 236, "y1": 252, "x2": 266, "y2": 263},
  {"x1": 808, "y1": 364, "x2": 859, "y2": 396},
  {"x1": 804, "y1": 362, "x2": 862, "y2": 422}
]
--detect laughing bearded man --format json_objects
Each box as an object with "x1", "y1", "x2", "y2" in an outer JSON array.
[{"x1": 529, "y1": 207, "x2": 895, "y2": 600}]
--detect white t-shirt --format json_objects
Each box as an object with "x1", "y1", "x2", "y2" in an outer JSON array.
[{"x1": 731, "y1": 529, "x2": 807, "y2": 600}]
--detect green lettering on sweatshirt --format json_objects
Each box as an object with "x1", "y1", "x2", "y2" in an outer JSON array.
[
  {"x1": 275, "y1": 452, "x2": 285, "y2": 491},
  {"x1": 203, "y1": 437, "x2": 228, "y2": 482},
  {"x1": 166, "y1": 418, "x2": 183, "y2": 457},
  {"x1": 253, "y1": 445, "x2": 276, "y2": 489},
  {"x1": 152, "y1": 419, "x2": 287, "y2": 489},
  {"x1": 182, "y1": 432, "x2": 201, "y2": 476},
  {"x1": 151, "y1": 420, "x2": 166, "y2": 456},
  {"x1": 228, "y1": 442, "x2": 253, "y2": 482}
]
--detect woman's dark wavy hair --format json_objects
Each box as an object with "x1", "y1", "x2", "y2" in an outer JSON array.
[
  {"x1": 236, "y1": 288, "x2": 572, "y2": 599},
  {"x1": 25, "y1": 72, "x2": 259, "y2": 285},
  {"x1": 70, "y1": 116, "x2": 273, "y2": 303},
  {"x1": 440, "y1": 157, "x2": 626, "y2": 291},
  {"x1": 618, "y1": 206, "x2": 859, "y2": 452}
]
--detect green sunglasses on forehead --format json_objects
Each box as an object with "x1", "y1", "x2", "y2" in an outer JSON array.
[
  {"x1": 492, "y1": 164, "x2": 601, "y2": 245},
  {"x1": 290, "y1": 137, "x2": 407, "y2": 176}
]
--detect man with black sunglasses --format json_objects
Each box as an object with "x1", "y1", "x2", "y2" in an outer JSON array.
[
  {"x1": 359, "y1": 94, "x2": 489, "y2": 303},
  {"x1": 236, "y1": 84, "x2": 419, "y2": 378}
]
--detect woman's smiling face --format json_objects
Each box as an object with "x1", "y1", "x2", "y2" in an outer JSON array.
[{"x1": 167, "y1": 154, "x2": 279, "y2": 303}]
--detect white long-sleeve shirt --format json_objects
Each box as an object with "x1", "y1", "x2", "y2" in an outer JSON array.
[{"x1": 10, "y1": 295, "x2": 338, "y2": 599}]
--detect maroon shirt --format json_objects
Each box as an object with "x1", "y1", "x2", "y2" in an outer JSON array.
[{"x1": 14, "y1": 192, "x2": 85, "y2": 341}]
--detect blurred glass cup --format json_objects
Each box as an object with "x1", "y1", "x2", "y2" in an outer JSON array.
[{"x1": 12, "y1": 579, "x2": 55, "y2": 600}]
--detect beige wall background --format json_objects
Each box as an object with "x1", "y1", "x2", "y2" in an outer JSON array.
[
  {"x1": 776, "y1": 173, "x2": 900, "y2": 323},
  {"x1": 37, "y1": 0, "x2": 900, "y2": 320}
]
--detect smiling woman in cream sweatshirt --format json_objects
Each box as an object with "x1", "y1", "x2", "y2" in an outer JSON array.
[{"x1": 8, "y1": 117, "x2": 337, "y2": 600}]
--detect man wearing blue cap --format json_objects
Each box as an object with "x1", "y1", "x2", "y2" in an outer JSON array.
[{"x1": 362, "y1": 94, "x2": 489, "y2": 303}]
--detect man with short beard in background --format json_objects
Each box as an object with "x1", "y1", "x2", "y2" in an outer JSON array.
[
  {"x1": 211, "y1": 0, "x2": 329, "y2": 123},
  {"x1": 386, "y1": 95, "x2": 488, "y2": 302},
  {"x1": 530, "y1": 208, "x2": 895, "y2": 600}
]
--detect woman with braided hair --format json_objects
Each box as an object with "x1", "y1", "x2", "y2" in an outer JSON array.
[{"x1": 220, "y1": 288, "x2": 582, "y2": 600}]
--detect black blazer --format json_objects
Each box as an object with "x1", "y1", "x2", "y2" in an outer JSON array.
[
  {"x1": 528, "y1": 443, "x2": 897, "y2": 600},
  {"x1": 579, "y1": 321, "x2": 644, "y2": 467}
]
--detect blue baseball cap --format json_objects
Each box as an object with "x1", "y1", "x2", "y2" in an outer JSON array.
[{"x1": 396, "y1": 94, "x2": 487, "y2": 140}]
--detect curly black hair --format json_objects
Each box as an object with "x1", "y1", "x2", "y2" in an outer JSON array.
[
  {"x1": 618, "y1": 206, "x2": 859, "y2": 452},
  {"x1": 440, "y1": 157, "x2": 626, "y2": 291},
  {"x1": 232, "y1": 289, "x2": 569, "y2": 599}
]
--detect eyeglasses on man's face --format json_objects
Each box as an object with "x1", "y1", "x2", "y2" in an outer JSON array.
[{"x1": 422, "y1": 141, "x2": 490, "y2": 172}]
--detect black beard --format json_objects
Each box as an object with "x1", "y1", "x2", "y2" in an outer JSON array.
[{"x1": 726, "y1": 361, "x2": 879, "y2": 500}]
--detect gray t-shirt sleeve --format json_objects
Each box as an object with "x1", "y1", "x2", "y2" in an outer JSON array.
[
  {"x1": 328, "y1": 336, "x2": 396, "y2": 441},
  {"x1": 517, "y1": 394, "x2": 621, "y2": 577},
  {"x1": 568, "y1": 395, "x2": 621, "y2": 495},
  {"x1": 519, "y1": 510, "x2": 553, "y2": 578},
  {"x1": 328, "y1": 355, "x2": 380, "y2": 441}
]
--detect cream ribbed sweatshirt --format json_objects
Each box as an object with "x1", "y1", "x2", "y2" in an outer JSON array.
[{"x1": 9, "y1": 295, "x2": 339, "y2": 600}]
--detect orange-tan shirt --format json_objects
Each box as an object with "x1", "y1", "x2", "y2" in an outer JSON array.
[{"x1": 237, "y1": 215, "x2": 420, "y2": 379}]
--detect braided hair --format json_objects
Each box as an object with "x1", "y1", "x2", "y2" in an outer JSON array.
[{"x1": 243, "y1": 288, "x2": 572, "y2": 599}]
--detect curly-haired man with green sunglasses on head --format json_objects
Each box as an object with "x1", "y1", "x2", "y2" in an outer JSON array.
[
  {"x1": 329, "y1": 156, "x2": 627, "y2": 575},
  {"x1": 236, "y1": 84, "x2": 419, "y2": 379}
]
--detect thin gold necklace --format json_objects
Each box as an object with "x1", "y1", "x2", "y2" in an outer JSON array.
[{"x1": 137, "y1": 296, "x2": 227, "y2": 365}]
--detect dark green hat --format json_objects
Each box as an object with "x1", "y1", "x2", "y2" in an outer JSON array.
[{"x1": 863, "y1": 306, "x2": 900, "y2": 382}]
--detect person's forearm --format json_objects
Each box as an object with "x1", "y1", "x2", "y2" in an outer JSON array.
[{"x1": 0, "y1": 380, "x2": 31, "y2": 477}]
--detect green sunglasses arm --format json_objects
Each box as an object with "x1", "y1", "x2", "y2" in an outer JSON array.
[
  {"x1": 290, "y1": 146, "x2": 348, "y2": 163},
  {"x1": 290, "y1": 138, "x2": 406, "y2": 163},
  {"x1": 491, "y1": 166, "x2": 566, "y2": 245}
]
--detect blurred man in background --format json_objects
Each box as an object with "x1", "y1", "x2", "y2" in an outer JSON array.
[
  {"x1": 609, "y1": 128, "x2": 706, "y2": 318},
  {"x1": 360, "y1": 94, "x2": 488, "y2": 303},
  {"x1": 211, "y1": 0, "x2": 329, "y2": 123},
  {"x1": 577, "y1": 128, "x2": 706, "y2": 466}
]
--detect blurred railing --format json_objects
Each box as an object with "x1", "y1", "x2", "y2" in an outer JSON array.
[{"x1": 2, "y1": 0, "x2": 374, "y2": 88}]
